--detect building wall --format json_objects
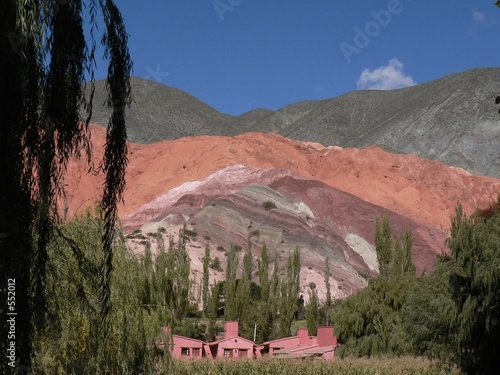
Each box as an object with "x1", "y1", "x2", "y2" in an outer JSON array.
[
  {"x1": 216, "y1": 338, "x2": 254, "y2": 358},
  {"x1": 171, "y1": 336, "x2": 204, "y2": 359},
  {"x1": 266, "y1": 327, "x2": 311, "y2": 356},
  {"x1": 317, "y1": 326, "x2": 337, "y2": 347},
  {"x1": 269, "y1": 336, "x2": 301, "y2": 355},
  {"x1": 163, "y1": 324, "x2": 336, "y2": 361}
]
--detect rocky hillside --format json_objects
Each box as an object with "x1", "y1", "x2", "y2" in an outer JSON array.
[
  {"x1": 274, "y1": 68, "x2": 500, "y2": 177},
  {"x1": 65, "y1": 125, "x2": 500, "y2": 230},
  {"x1": 122, "y1": 165, "x2": 448, "y2": 301},
  {"x1": 86, "y1": 68, "x2": 500, "y2": 177},
  {"x1": 63, "y1": 124, "x2": 500, "y2": 298},
  {"x1": 83, "y1": 77, "x2": 240, "y2": 142}
]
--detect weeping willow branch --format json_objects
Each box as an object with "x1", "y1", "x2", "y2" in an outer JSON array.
[
  {"x1": 0, "y1": 0, "x2": 132, "y2": 371},
  {"x1": 98, "y1": 0, "x2": 132, "y2": 333}
]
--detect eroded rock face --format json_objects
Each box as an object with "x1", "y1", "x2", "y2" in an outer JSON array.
[
  {"x1": 64, "y1": 124, "x2": 500, "y2": 231},
  {"x1": 123, "y1": 165, "x2": 447, "y2": 299},
  {"x1": 62, "y1": 124, "x2": 500, "y2": 299}
]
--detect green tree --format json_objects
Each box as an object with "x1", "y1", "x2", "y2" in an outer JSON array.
[
  {"x1": 137, "y1": 228, "x2": 192, "y2": 328},
  {"x1": 206, "y1": 285, "x2": 219, "y2": 341},
  {"x1": 259, "y1": 243, "x2": 270, "y2": 303},
  {"x1": 278, "y1": 247, "x2": 301, "y2": 337},
  {"x1": 443, "y1": 202, "x2": 500, "y2": 375},
  {"x1": 165, "y1": 230, "x2": 191, "y2": 322},
  {"x1": 256, "y1": 244, "x2": 274, "y2": 342},
  {"x1": 235, "y1": 237, "x2": 254, "y2": 336},
  {"x1": 375, "y1": 217, "x2": 393, "y2": 277},
  {"x1": 237, "y1": 237, "x2": 254, "y2": 317},
  {"x1": 332, "y1": 276, "x2": 413, "y2": 358},
  {"x1": 270, "y1": 254, "x2": 280, "y2": 320},
  {"x1": 324, "y1": 257, "x2": 332, "y2": 325},
  {"x1": 332, "y1": 219, "x2": 416, "y2": 357},
  {"x1": 224, "y1": 244, "x2": 239, "y2": 320},
  {"x1": 390, "y1": 229, "x2": 415, "y2": 276},
  {"x1": 375, "y1": 216, "x2": 414, "y2": 278},
  {"x1": 402, "y1": 256, "x2": 458, "y2": 361},
  {"x1": 0, "y1": 0, "x2": 132, "y2": 371},
  {"x1": 202, "y1": 243, "x2": 211, "y2": 317},
  {"x1": 32, "y1": 210, "x2": 160, "y2": 373},
  {"x1": 306, "y1": 282, "x2": 320, "y2": 336}
]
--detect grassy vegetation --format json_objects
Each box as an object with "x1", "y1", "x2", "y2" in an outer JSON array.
[{"x1": 163, "y1": 357, "x2": 460, "y2": 375}]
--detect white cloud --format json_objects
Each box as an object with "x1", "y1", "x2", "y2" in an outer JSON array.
[
  {"x1": 356, "y1": 58, "x2": 416, "y2": 90},
  {"x1": 473, "y1": 10, "x2": 486, "y2": 25}
]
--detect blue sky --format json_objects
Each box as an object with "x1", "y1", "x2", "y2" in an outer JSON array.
[{"x1": 88, "y1": 1, "x2": 500, "y2": 115}]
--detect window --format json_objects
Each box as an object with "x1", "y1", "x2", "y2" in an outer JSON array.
[
  {"x1": 224, "y1": 349, "x2": 231, "y2": 357},
  {"x1": 238, "y1": 349, "x2": 248, "y2": 358},
  {"x1": 181, "y1": 348, "x2": 190, "y2": 356},
  {"x1": 192, "y1": 348, "x2": 200, "y2": 357}
]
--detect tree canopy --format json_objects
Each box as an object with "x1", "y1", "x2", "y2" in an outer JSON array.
[{"x1": 445, "y1": 202, "x2": 500, "y2": 374}]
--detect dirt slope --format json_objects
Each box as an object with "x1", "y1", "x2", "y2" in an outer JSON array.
[{"x1": 64, "y1": 124, "x2": 500, "y2": 233}]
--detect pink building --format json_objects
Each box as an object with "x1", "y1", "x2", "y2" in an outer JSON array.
[
  {"x1": 204, "y1": 321, "x2": 255, "y2": 359},
  {"x1": 256, "y1": 327, "x2": 313, "y2": 357},
  {"x1": 304, "y1": 326, "x2": 337, "y2": 360},
  {"x1": 158, "y1": 327, "x2": 204, "y2": 359},
  {"x1": 158, "y1": 323, "x2": 336, "y2": 361},
  {"x1": 316, "y1": 326, "x2": 337, "y2": 347},
  {"x1": 257, "y1": 326, "x2": 337, "y2": 360}
]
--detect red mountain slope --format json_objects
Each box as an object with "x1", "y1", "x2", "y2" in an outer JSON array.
[{"x1": 64, "y1": 124, "x2": 500, "y2": 232}]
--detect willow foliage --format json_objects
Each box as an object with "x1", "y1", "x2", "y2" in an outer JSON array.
[
  {"x1": 444, "y1": 202, "x2": 500, "y2": 375},
  {"x1": 333, "y1": 275, "x2": 414, "y2": 358},
  {"x1": 333, "y1": 218, "x2": 415, "y2": 357},
  {"x1": 401, "y1": 201, "x2": 500, "y2": 374},
  {"x1": 32, "y1": 210, "x2": 160, "y2": 374},
  {"x1": 402, "y1": 257, "x2": 459, "y2": 362},
  {"x1": 0, "y1": 0, "x2": 132, "y2": 371}
]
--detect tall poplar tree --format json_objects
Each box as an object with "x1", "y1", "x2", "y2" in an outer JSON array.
[
  {"x1": 278, "y1": 247, "x2": 301, "y2": 337},
  {"x1": 306, "y1": 282, "x2": 320, "y2": 335},
  {"x1": 257, "y1": 244, "x2": 273, "y2": 341},
  {"x1": 224, "y1": 244, "x2": 239, "y2": 321},
  {"x1": 202, "y1": 243, "x2": 211, "y2": 317},
  {"x1": 375, "y1": 217, "x2": 393, "y2": 277},
  {"x1": 324, "y1": 257, "x2": 332, "y2": 324},
  {"x1": 259, "y1": 244, "x2": 270, "y2": 302}
]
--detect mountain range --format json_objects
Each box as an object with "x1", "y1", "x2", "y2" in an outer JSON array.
[
  {"x1": 70, "y1": 68, "x2": 500, "y2": 300},
  {"x1": 86, "y1": 68, "x2": 500, "y2": 177}
]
